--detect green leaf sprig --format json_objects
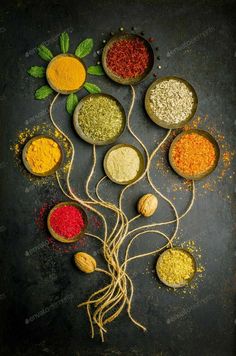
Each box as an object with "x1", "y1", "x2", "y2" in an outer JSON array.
[
  {"x1": 66, "y1": 93, "x2": 79, "y2": 115},
  {"x1": 75, "y1": 38, "x2": 93, "y2": 58},
  {"x1": 87, "y1": 65, "x2": 104, "y2": 76},
  {"x1": 35, "y1": 85, "x2": 54, "y2": 100},
  {"x1": 60, "y1": 32, "x2": 69, "y2": 53},
  {"x1": 84, "y1": 82, "x2": 101, "y2": 94},
  {"x1": 37, "y1": 45, "x2": 53, "y2": 61},
  {"x1": 27, "y1": 66, "x2": 45, "y2": 78}
]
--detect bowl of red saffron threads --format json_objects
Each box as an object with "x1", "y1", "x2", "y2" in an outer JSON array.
[
  {"x1": 47, "y1": 202, "x2": 88, "y2": 243},
  {"x1": 102, "y1": 33, "x2": 154, "y2": 85}
]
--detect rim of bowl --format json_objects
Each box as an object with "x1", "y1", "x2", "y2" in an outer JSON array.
[
  {"x1": 102, "y1": 33, "x2": 154, "y2": 85},
  {"x1": 145, "y1": 76, "x2": 198, "y2": 129},
  {"x1": 73, "y1": 93, "x2": 126, "y2": 145}
]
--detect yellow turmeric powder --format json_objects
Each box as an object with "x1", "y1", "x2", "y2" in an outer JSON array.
[
  {"x1": 47, "y1": 55, "x2": 86, "y2": 92},
  {"x1": 25, "y1": 137, "x2": 62, "y2": 174}
]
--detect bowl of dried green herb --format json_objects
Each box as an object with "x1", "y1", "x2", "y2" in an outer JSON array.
[{"x1": 73, "y1": 93, "x2": 126, "y2": 145}]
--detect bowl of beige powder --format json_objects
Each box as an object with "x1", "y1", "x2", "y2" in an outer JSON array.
[{"x1": 104, "y1": 144, "x2": 145, "y2": 185}]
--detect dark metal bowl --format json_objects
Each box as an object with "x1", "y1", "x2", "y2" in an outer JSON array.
[
  {"x1": 73, "y1": 93, "x2": 126, "y2": 145},
  {"x1": 103, "y1": 143, "x2": 145, "y2": 185},
  {"x1": 156, "y1": 247, "x2": 197, "y2": 288},
  {"x1": 46, "y1": 54, "x2": 87, "y2": 95},
  {"x1": 169, "y1": 129, "x2": 220, "y2": 180},
  {"x1": 22, "y1": 135, "x2": 63, "y2": 177},
  {"x1": 145, "y1": 76, "x2": 198, "y2": 129},
  {"x1": 47, "y1": 201, "x2": 88, "y2": 243},
  {"x1": 102, "y1": 33, "x2": 154, "y2": 85}
]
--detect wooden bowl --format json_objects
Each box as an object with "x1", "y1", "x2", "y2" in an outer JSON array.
[
  {"x1": 47, "y1": 201, "x2": 88, "y2": 243},
  {"x1": 103, "y1": 143, "x2": 145, "y2": 185},
  {"x1": 73, "y1": 93, "x2": 126, "y2": 145},
  {"x1": 46, "y1": 54, "x2": 87, "y2": 94},
  {"x1": 145, "y1": 76, "x2": 198, "y2": 129},
  {"x1": 102, "y1": 33, "x2": 154, "y2": 85},
  {"x1": 169, "y1": 129, "x2": 220, "y2": 180},
  {"x1": 156, "y1": 247, "x2": 197, "y2": 288},
  {"x1": 22, "y1": 135, "x2": 63, "y2": 177}
]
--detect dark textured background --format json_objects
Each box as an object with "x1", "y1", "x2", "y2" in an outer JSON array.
[{"x1": 0, "y1": 0, "x2": 236, "y2": 355}]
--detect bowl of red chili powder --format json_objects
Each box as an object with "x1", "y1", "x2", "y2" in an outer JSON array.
[
  {"x1": 102, "y1": 34, "x2": 154, "y2": 85},
  {"x1": 47, "y1": 202, "x2": 88, "y2": 243}
]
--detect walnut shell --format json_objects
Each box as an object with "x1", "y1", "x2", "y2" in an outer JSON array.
[
  {"x1": 74, "y1": 252, "x2": 97, "y2": 273},
  {"x1": 137, "y1": 194, "x2": 158, "y2": 217}
]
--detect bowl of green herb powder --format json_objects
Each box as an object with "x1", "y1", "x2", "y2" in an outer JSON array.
[{"x1": 73, "y1": 93, "x2": 126, "y2": 145}]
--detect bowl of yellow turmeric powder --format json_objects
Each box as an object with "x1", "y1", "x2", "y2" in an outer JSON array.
[
  {"x1": 46, "y1": 54, "x2": 87, "y2": 94},
  {"x1": 22, "y1": 135, "x2": 63, "y2": 176}
]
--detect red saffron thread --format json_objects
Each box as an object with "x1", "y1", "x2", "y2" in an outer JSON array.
[{"x1": 106, "y1": 38, "x2": 150, "y2": 78}]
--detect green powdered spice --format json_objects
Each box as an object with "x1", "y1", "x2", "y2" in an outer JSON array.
[{"x1": 77, "y1": 96, "x2": 124, "y2": 142}]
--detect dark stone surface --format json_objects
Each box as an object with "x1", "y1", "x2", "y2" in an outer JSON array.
[{"x1": 0, "y1": 0, "x2": 235, "y2": 355}]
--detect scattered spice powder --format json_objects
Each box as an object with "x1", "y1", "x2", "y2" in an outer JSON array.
[
  {"x1": 171, "y1": 132, "x2": 216, "y2": 177},
  {"x1": 50, "y1": 205, "x2": 85, "y2": 239},
  {"x1": 106, "y1": 37, "x2": 150, "y2": 78},
  {"x1": 77, "y1": 95, "x2": 124, "y2": 142},
  {"x1": 25, "y1": 137, "x2": 62, "y2": 174},
  {"x1": 47, "y1": 56, "x2": 86, "y2": 91}
]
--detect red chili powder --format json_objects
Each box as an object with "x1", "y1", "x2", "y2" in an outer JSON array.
[
  {"x1": 50, "y1": 205, "x2": 85, "y2": 239},
  {"x1": 106, "y1": 38, "x2": 150, "y2": 78}
]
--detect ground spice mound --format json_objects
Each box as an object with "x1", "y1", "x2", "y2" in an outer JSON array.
[
  {"x1": 172, "y1": 132, "x2": 216, "y2": 176},
  {"x1": 47, "y1": 56, "x2": 86, "y2": 91},
  {"x1": 50, "y1": 205, "x2": 85, "y2": 239},
  {"x1": 26, "y1": 137, "x2": 61, "y2": 174},
  {"x1": 157, "y1": 249, "x2": 195, "y2": 285},
  {"x1": 106, "y1": 38, "x2": 150, "y2": 78}
]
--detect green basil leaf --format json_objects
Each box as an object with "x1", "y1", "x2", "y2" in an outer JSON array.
[
  {"x1": 66, "y1": 93, "x2": 79, "y2": 115},
  {"x1": 35, "y1": 85, "x2": 54, "y2": 100},
  {"x1": 84, "y1": 82, "x2": 101, "y2": 94},
  {"x1": 75, "y1": 38, "x2": 93, "y2": 58},
  {"x1": 27, "y1": 66, "x2": 45, "y2": 78},
  {"x1": 37, "y1": 45, "x2": 53, "y2": 61},
  {"x1": 60, "y1": 32, "x2": 69, "y2": 53},
  {"x1": 87, "y1": 65, "x2": 104, "y2": 76}
]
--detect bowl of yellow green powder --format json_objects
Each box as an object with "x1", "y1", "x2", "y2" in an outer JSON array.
[
  {"x1": 22, "y1": 135, "x2": 63, "y2": 176},
  {"x1": 104, "y1": 144, "x2": 145, "y2": 185},
  {"x1": 156, "y1": 247, "x2": 196, "y2": 288},
  {"x1": 73, "y1": 94, "x2": 126, "y2": 145}
]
